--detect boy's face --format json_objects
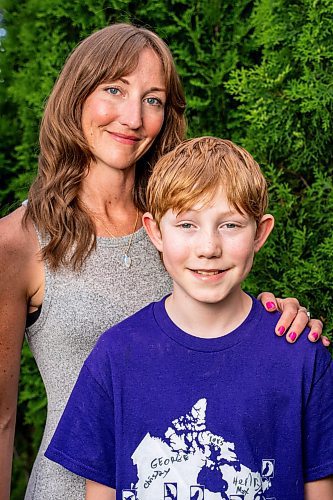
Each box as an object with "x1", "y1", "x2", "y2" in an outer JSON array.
[{"x1": 144, "y1": 187, "x2": 274, "y2": 308}]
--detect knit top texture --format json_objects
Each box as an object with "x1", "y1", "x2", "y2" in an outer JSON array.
[{"x1": 24, "y1": 227, "x2": 171, "y2": 499}]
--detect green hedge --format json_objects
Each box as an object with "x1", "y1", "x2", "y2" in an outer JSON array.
[
  {"x1": 0, "y1": 1, "x2": 332, "y2": 497},
  {"x1": 226, "y1": 0, "x2": 333, "y2": 330}
]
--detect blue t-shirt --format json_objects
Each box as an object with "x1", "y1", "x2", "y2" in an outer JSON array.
[{"x1": 46, "y1": 296, "x2": 333, "y2": 499}]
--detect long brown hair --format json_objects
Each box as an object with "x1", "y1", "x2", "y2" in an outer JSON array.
[{"x1": 25, "y1": 23, "x2": 186, "y2": 270}]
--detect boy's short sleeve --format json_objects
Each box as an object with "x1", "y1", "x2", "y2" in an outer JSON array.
[
  {"x1": 303, "y1": 351, "x2": 333, "y2": 482},
  {"x1": 45, "y1": 361, "x2": 116, "y2": 487}
]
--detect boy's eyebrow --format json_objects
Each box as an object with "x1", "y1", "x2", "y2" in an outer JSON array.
[{"x1": 175, "y1": 208, "x2": 245, "y2": 218}]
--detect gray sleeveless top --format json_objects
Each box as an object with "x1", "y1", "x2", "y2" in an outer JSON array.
[{"x1": 24, "y1": 227, "x2": 172, "y2": 499}]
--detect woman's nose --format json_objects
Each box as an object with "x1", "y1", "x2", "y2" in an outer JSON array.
[{"x1": 119, "y1": 98, "x2": 143, "y2": 130}]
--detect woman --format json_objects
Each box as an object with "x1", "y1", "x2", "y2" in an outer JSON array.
[{"x1": 0, "y1": 24, "x2": 323, "y2": 500}]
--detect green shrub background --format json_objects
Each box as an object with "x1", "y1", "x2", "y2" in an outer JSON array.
[{"x1": 0, "y1": 0, "x2": 332, "y2": 497}]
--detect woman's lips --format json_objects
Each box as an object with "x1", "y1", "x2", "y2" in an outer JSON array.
[{"x1": 107, "y1": 131, "x2": 141, "y2": 145}]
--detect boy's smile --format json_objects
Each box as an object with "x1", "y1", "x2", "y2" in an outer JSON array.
[
  {"x1": 144, "y1": 187, "x2": 274, "y2": 337},
  {"x1": 190, "y1": 268, "x2": 229, "y2": 281}
]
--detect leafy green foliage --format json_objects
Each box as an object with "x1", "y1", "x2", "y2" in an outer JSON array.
[
  {"x1": 226, "y1": 0, "x2": 333, "y2": 333},
  {"x1": 0, "y1": 1, "x2": 332, "y2": 497}
]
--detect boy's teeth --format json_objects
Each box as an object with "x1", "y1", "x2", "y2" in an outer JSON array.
[{"x1": 196, "y1": 270, "x2": 220, "y2": 275}]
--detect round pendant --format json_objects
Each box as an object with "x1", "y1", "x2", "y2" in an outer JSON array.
[{"x1": 123, "y1": 254, "x2": 132, "y2": 268}]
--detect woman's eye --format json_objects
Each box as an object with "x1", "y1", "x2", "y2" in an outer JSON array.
[
  {"x1": 145, "y1": 97, "x2": 162, "y2": 106},
  {"x1": 106, "y1": 87, "x2": 120, "y2": 95}
]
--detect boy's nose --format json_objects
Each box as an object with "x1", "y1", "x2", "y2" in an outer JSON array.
[
  {"x1": 196, "y1": 233, "x2": 222, "y2": 259},
  {"x1": 119, "y1": 99, "x2": 143, "y2": 130}
]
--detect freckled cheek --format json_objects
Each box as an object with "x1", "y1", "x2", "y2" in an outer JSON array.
[
  {"x1": 236, "y1": 248, "x2": 255, "y2": 272},
  {"x1": 162, "y1": 238, "x2": 191, "y2": 267},
  {"x1": 92, "y1": 102, "x2": 115, "y2": 123},
  {"x1": 82, "y1": 101, "x2": 115, "y2": 128},
  {"x1": 145, "y1": 110, "x2": 165, "y2": 138},
  {"x1": 227, "y1": 240, "x2": 255, "y2": 266}
]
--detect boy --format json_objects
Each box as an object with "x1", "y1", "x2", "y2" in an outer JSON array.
[{"x1": 46, "y1": 137, "x2": 333, "y2": 499}]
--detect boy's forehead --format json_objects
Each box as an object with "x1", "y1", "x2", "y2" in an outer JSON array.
[{"x1": 166, "y1": 186, "x2": 236, "y2": 215}]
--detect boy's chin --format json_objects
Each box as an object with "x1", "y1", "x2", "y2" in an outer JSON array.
[{"x1": 185, "y1": 288, "x2": 244, "y2": 306}]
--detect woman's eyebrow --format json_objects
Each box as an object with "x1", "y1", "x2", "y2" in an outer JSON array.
[{"x1": 117, "y1": 77, "x2": 166, "y2": 92}]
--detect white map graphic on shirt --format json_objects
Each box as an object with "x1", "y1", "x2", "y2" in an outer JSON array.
[{"x1": 128, "y1": 399, "x2": 274, "y2": 499}]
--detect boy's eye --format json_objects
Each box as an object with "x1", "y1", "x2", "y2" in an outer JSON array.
[{"x1": 179, "y1": 222, "x2": 193, "y2": 229}]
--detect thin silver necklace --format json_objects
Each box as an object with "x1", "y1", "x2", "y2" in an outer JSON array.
[{"x1": 81, "y1": 202, "x2": 139, "y2": 269}]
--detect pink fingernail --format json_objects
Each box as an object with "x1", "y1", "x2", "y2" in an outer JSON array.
[
  {"x1": 311, "y1": 332, "x2": 319, "y2": 341},
  {"x1": 277, "y1": 326, "x2": 285, "y2": 336},
  {"x1": 289, "y1": 331, "x2": 297, "y2": 342},
  {"x1": 323, "y1": 337, "x2": 331, "y2": 346},
  {"x1": 266, "y1": 301, "x2": 276, "y2": 310}
]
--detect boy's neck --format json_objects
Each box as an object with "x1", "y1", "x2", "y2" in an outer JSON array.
[{"x1": 165, "y1": 288, "x2": 252, "y2": 339}]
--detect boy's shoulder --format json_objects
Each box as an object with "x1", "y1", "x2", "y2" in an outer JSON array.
[{"x1": 254, "y1": 297, "x2": 331, "y2": 373}]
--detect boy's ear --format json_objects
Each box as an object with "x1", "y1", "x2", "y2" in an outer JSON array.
[
  {"x1": 142, "y1": 212, "x2": 163, "y2": 252},
  {"x1": 254, "y1": 214, "x2": 275, "y2": 253}
]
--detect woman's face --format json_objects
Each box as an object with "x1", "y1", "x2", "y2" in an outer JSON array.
[{"x1": 81, "y1": 48, "x2": 166, "y2": 173}]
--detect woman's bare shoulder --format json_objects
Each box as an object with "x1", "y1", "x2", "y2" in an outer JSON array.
[
  {"x1": 0, "y1": 205, "x2": 37, "y2": 254},
  {"x1": 0, "y1": 206, "x2": 42, "y2": 293}
]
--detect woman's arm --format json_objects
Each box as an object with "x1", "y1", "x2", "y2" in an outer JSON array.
[
  {"x1": 86, "y1": 480, "x2": 116, "y2": 500},
  {"x1": 0, "y1": 209, "x2": 41, "y2": 500},
  {"x1": 258, "y1": 292, "x2": 327, "y2": 344},
  {"x1": 305, "y1": 476, "x2": 333, "y2": 500}
]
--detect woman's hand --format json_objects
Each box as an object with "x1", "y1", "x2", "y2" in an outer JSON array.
[{"x1": 258, "y1": 292, "x2": 330, "y2": 345}]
